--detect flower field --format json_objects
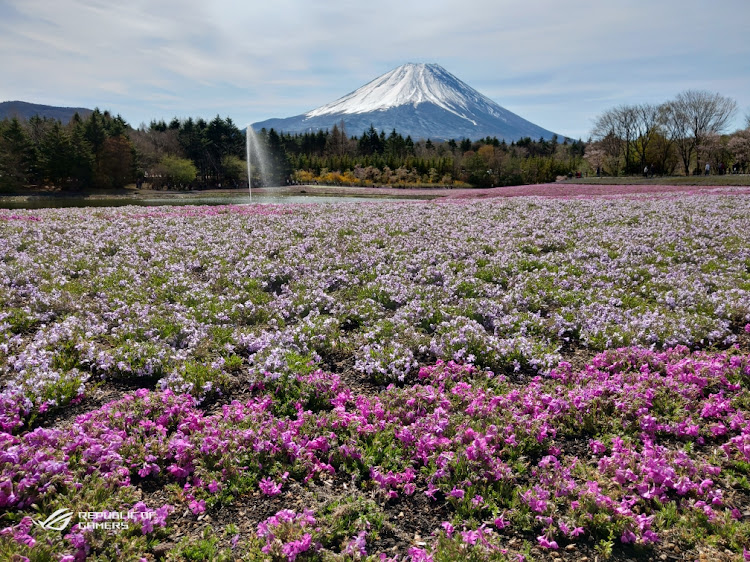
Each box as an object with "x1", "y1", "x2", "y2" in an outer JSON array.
[{"x1": 1, "y1": 194, "x2": 750, "y2": 561}]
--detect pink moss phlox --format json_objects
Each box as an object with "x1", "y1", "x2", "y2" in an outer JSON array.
[
  {"x1": 126, "y1": 204, "x2": 292, "y2": 220},
  {"x1": 257, "y1": 509, "x2": 318, "y2": 561},
  {"x1": 0, "y1": 214, "x2": 41, "y2": 221},
  {"x1": 0, "y1": 516, "x2": 36, "y2": 548}
]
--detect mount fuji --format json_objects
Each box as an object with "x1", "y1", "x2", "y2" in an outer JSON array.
[{"x1": 252, "y1": 63, "x2": 559, "y2": 142}]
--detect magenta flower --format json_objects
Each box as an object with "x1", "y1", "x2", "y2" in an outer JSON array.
[
  {"x1": 448, "y1": 487, "x2": 465, "y2": 499},
  {"x1": 0, "y1": 516, "x2": 36, "y2": 549},
  {"x1": 424, "y1": 481, "x2": 439, "y2": 499},
  {"x1": 570, "y1": 526, "x2": 584, "y2": 537},
  {"x1": 281, "y1": 533, "x2": 313, "y2": 561},
  {"x1": 537, "y1": 535, "x2": 558, "y2": 549},
  {"x1": 188, "y1": 499, "x2": 206, "y2": 515},
  {"x1": 461, "y1": 528, "x2": 481, "y2": 545},
  {"x1": 589, "y1": 439, "x2": 607, "y2": 455},
  {"x1": 259, "y1": 477, "x2": 283, "y2": 496},
  {"x1": 494, "y1": 515, "x2": 509, "y2": 530},
  {"x1": 408, "y1": 547, "x2": 434, "y2": 562},
  {"x1": 343, "y1": 530, "x2": 368, "y2": 557}
]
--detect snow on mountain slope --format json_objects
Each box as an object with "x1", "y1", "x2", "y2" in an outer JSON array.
[
  {"x1": 306, "y1": 63, "x2": 501, "y2": 125},
  {"x1": 253, "y1": 63, "x2": 560, "y2": 141}
]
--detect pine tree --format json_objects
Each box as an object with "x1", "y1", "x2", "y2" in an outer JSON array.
[
  {"x1": 40, "y1": 121, "x2": 74, "y2": 188},
  {"x1": 0, "y1": 117, "x2": 34, "y2": 189}
]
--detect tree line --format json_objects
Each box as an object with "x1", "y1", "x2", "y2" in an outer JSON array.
[
  {"x1": 135, "y1": 119, "x2": 587, "y2": 188},
  {"x1": 0, "y1": 109, "x2": 135, "y2": 191},
  {"x1": 0, "y1": 111, "x2": 251, "y2": 192},
  {"x1": 0, "y1": 109, "x2": 586, "y2": 190},
  {"x1": 269, "y1": 124, "x2": 585, "y2": 188},
  {"x1": 586, "y1": 90, "x2": 749, "y2": 176},
  {"x1": 5, "y1": 90, "x2": 746, "y2": 192}
]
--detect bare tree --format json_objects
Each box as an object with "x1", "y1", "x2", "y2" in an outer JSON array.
[
  {"x1": 618, "y1": 105, "x2": 639, "y2": 173},
  {"x1": 130, "y1": 128, "x2": 182, "y2": 179},
  {"x1": 592, "y1": 109, "x2": 622, "y2": 174},
  {"x1": 591, "y1": 105, "x2": 639, "y2": 174},
  {"x1": 667, "y1": 90, "x2": 737, "y2": 175},
  {"x1": 633, "y1": 103, "x2": 661, "y2": 170},
  {"x1": 658, "y1": 101, "x2": 691, "y2": 175}
]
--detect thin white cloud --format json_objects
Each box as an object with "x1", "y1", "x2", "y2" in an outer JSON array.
[{"x1": 1, "y1": 0, "x2": 748, "y2": 138}]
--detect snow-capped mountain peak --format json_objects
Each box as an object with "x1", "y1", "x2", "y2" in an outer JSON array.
[
  {"x1": 253, "y1": 63, "x2": 558, "y2": 141},
  {"x1": 306, "y1": 63, "x2": 500, "y2": 123}
]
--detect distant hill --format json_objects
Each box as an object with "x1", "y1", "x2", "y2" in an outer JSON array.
[
  {"x1": 0, "y1": 101, "x2": 94, "y2": 123},
  {"x1": 253, "y1": 63, "x2": 560, "y2": 142}
]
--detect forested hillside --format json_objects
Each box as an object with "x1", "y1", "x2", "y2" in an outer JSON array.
[{"x1": 0, "y1": 101, "x2": 93, "y2": 124}]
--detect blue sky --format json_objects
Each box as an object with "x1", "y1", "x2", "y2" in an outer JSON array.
[{"x1": 1, "y1": 0, "x2": 748, "y2": 140}]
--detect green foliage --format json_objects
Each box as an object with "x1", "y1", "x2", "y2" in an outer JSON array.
[
  {"x1": 594, "y1": 537, "x2": 615, "y2": 560},
  {"x1": 221, "y1": 154, "x2": 247, "y2": 183},
  {"x1": 1, "y1": 110, "x2": 584, "y2": 190},
  {"x1": 95, "y1": 135, "x2": 134, "y2": 188},
  {"x1": 175, "y1": 360, "x2": 230, "y2": 397},
  {"x1": 0, "y1": 109, "x2": 133, "y2": 191},
  {"x1": 0, "y1": 474, "x2": 165, "y2": 562},
  {"x1": 0, "y1": 117, "x2": 35, "y2": 190},
  {"x1": 263, "y1": 126, "x2": 582, "y2": 187},
  {"x1": 430, "y1": 532, "x2": 515, "y2": 561},
  {"x1": 5, "y1": 307, "x2": 39, "y2": 334},
  {"x1": 317, "y1": 497, "x2": 385, "y2": 551},
  {"x1": 156, "y1": 155, "x2": 198, "y2": 188},
  {"x1": 169, "y1": 528, "x2": 233, "y2": 562}
]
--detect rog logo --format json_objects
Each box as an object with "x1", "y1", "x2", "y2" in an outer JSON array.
[{"x1": 33, "y1": 508, "x2": 74, "y2": 531}]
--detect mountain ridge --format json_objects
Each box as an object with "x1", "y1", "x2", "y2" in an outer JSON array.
[
  {"x1": 0, "y1": 101, "x2": 94, "y2": 123},
  {"x1": 253, "y1": 63, "x2": 559, "y2": 141}
]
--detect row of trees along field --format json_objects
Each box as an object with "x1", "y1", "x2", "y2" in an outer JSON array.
[
  {"x1": 0, "y1": 111, "x2": 252, "y2": 192},
  {"x1": 586, "y1": 90, "x2": 750, "y2": 176},
  {"x1": 136, "y1": 118, "x2": 588, "y2": 188},
  {"x1": 0, "y1": 109, "x2": 135, "y2": 191},
  {"x1": 0, "y1": 108, "x2": 586, "y2": 191},
  {"x1": 5, "y1": 90, "x2": 747, "y2": 192},
  {"x1": 275, "y1": 124, "x2": 585, "y2": 188}
]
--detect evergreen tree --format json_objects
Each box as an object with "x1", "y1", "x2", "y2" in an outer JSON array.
[
  {"x1": 68, "y1": 123, "x2": 94, "y2": 189},
  {"x1": 0, "y1": 118, "x2": 35, "y2": 189},
  {"x1": 150, "y1": 120, "x2": 168, "y2": 132},
  {"x1": 266, "y1": 128, "x2": 292, "y2": 185},
  {"x1": 84, "y1": 109, "x2": 108, "y2": 155},
  {"x1": 40, "y1": 121, "x2": 74, "y2": 188}
]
